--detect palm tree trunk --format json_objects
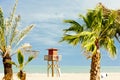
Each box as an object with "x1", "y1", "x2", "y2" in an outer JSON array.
[
  {"x1": 2, "y1": 53, "x2": 13, "y2": 80},
  {"x1": 90, "y1": 39, "x2": 101, "y2": 80},
  {"x1": 90, "y1": 51, "x2": 101, "y2": 80}
]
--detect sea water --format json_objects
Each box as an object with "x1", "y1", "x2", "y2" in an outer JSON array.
[{"x1": 0, "y1": 65, "x2": 120, "y2": 73}]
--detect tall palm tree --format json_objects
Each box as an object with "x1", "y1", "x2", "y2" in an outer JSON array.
[
  {"x1": 61, "y1": 4, "x2": 118, "y2": 80},
  {"x1": 0, "y1": 0, "x2": 34, "y2": 80}
]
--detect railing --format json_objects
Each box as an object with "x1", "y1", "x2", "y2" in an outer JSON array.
[{"x1": 44, "y1": 55, "x2": 62, "y2": 61}]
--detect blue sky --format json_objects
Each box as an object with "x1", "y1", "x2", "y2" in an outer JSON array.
[{"x1": 0, "y1": 0, "x2": 120, "y2": 66}]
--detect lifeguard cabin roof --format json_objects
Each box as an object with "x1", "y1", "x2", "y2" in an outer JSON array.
[{"x1": 47, "y1": 48, "x2": 58, "y2": 51}]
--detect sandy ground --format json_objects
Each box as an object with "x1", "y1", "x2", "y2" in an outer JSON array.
[{"x1": 0, "y1": 73, "x2": 120, "y2": 80}]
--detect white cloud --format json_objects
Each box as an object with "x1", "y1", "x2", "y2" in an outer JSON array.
[
  {"x1": 29, "y1": 33, "x2": 60, "y2": 46},
  {"x1": 29, "y1": 13, "x2": 65, "y2": 21},
  {"x1": 26, "y1": 24, "x2": 63, "y2": 47}
]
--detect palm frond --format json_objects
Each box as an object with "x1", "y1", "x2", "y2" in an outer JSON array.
[
  {"x1": 80, "y1": 11, "x2": 93, "y2": 28},
  {"x1": 78, "y1": 31, "x2": 94, "y2": 37},
  {"x1": 109, "y1": 11, "x2": 117, "y2": 25},
  {"x1": 60, "y1": 34, "x2": 80, "y2": 46},
  {"x1": 61, "y1": 31, "x2": 95, "y2": 46},
  {"x1": 107, "y1": 38, "x2": 117, "y2": 58},
  {"x1": 80, "y1": 6, "x2": 103, "y2": 33},
  {"x1": 13, "y1": 24, "x2": 35, "y2": 46},
  {"x1": 63, "y1": 20, "x2": 83, "y2": 33},
  {"x1": 106, "y1": 27, "x2": 116, "y2": 38},
  {"x1": 100, "y1": 11, "x2": 118, "y2": 38},
  {"x1": 100, "y1": 37, "x2": 117, "y2": 58},
  {"x1": 0, "y1": 8, "x2": 4, "y2": 31},
  {"x1": 89, "y1": 7, "x2": 103, "y2": 34},
  {"x1": 0, "y1": 27, "x2": 5, "y2": 49},
  {"x1": 81, "y1": 35, "x2": 97, "y2": 54},
  {"x1": 9, "y1": 15, "x2": 20, "y2": 46},
  {"x1": 7, "y1": 0, "x2": 18, "y2": 27},
  {"x1": 96, "y1": 5, "x2": 103, "y2": 22},
  {"x1": 0, "y1": 8, "x2": 6, "y2": 51},
  {"x1": 4, "y1": 0, "x2": 18, "y2": 47}
]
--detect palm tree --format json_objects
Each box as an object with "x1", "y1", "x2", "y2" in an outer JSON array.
[
  {"x1": 60, "y1": 4, "x2": 118, "y2": 80},
  {"x1": 0, "y1": 0, "x2": 35, "y2": 80}
]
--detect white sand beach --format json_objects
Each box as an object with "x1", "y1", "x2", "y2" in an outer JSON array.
[{"x1": 0, "y1": 73, "x2": 119, "y2": 80}]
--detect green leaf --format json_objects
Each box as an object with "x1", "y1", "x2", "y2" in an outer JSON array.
[
  {"x1": 5, "y1": 60, "x2": 17, "y2": 67},
  {"x1": 60, "y1": 34, "x2": 80, "y2": 46},
  {"x1": 108, "y1": 11, "x2": 117, "y2": 25},
  {"x1": 28, "y1": 56, "x2": 34, "y2": 62},
  {"x1": 82, "y1": 40, "x2": 96, "y2": 54},
  {"x1": 25, "y1": 56, "x2": 34, "y2": 65},
  {"x1": 63, "y1": 20, "x2": 83, "y2": 33},
  {"x1": 17, "y1": 50, "x2": 24, "y2": 65},
  {"x1": 78, "y1": 31, "x2": 94, "y2": 37},
  {"x1": 107, "y1": 38, "x2": 117, "y2": 58}
]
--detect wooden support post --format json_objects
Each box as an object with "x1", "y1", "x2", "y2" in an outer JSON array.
[
  {"x1": 47, "y1": 61, "x2": 49, "y2": 77},
  {"x1": 56, "y1": 61, "x2": 60, "y2": 77},
  {"x1": 52, "y1": 60, "x2": 54, "y2": 77}
]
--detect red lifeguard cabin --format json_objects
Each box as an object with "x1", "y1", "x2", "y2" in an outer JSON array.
[
  {"x1": 48, "y1": 48, "x2": 57, "y2": 55},
  {"x1": 44, "y1": 48, "x2": 62, "y2": 77}
]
